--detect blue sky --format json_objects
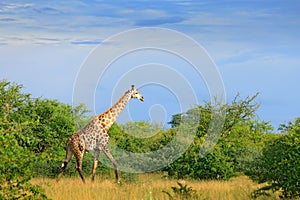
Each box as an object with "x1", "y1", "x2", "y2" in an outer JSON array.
[{"x1": 0, "y1": 0, "x2": 299, "y2": 130}]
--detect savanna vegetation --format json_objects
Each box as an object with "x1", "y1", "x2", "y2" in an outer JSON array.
[
  {"x1": 1, "y1": 79, "x2": 299, "y2": 199},
  {"x1": 32, "y1": 174, "x2": 278, "y2": 200}
]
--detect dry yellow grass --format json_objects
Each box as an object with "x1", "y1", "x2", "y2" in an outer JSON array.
[{"x1": 32, "y1": 174, "x2": 278, "y2": 200}]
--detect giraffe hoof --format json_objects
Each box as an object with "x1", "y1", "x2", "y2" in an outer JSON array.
[{"x1": 116, "y1": 180, "x2": 122, "y2": 185}]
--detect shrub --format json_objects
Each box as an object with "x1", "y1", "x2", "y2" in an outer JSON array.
[
  {"x1": 247, "y1": 118, "x2": 300, "y2": 198},
  {"x1": 0, "y1": 80, "x2": 49, "y2": 199},
  {"x1": 0, "y1": 80, "x2": 88, "y2": 198},
  {"x1": 163, "y1": 182, "x2": 198, "y2": 200},
  {"x1": 164, "y1": 94, "x2": 262, "y2": 180}
]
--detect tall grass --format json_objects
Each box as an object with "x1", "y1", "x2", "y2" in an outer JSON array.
[{"x1": 32, "y1": 174, "x2": 278, "y2": 200}]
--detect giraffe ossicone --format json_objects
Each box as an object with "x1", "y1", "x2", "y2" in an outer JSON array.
[{"x1": 57, "y1": 85, "x2": 144, "y2": 183}]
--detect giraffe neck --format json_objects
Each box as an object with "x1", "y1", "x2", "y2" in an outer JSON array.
[
  {"x1": 97, "y1": 90, "x2": 132, "y2": 130},
  {"x1": 110, "y1": 90, "x2": 132, "y2": 118}
]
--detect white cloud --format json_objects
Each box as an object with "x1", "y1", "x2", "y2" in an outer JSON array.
[{"x1": 0, "y1": 3, "x2": 33, "y2": 12}]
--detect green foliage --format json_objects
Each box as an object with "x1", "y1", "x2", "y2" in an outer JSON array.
[
  {"x1": 222, "y1": 93, "x2": 260, "y2": 136},
  {"x1": 164, "y1": 94, "x2": 266, "y2": 180},
  {"x1": 110, "y1": 121, "x2": 174, "y2": 153},
  {"x1": 247, "y1": 118, "x2": 300, "y2": 199},
  {"x1": 106, "y1": 121, "x2": 179, "y2": 173},
  {"x1": 0, "y1": 80, "x2": 89, "y2": 198},
  {"x1": 0, "y1": 80, "x2": 49, "y2": 199},
  {"x1": 221, "y1": 120, "x2": 275, "y2": 173},
  {"x1": 163, "y1": 182, "x2": 198, "y2": 200},
  {"x1": 164, "y1": 141, "x2": 235, "y2": 180},
  {"x1": 169, "y1": 93, "x2": 260, "y2": 134},
  {"x1": 278, "y1": 117, "x2": 300, "y2": 133}
]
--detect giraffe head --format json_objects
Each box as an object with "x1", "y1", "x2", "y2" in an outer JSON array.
[{"x1": 130, "y1": 85, "x2": 144, "y2": 102}]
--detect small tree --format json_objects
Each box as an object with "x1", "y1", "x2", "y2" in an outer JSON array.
[
  {"x1": 247, "y1": 117, "x2": 300, "y2": 198},
  {"x1": 164, "y1": 93, "x2": 262, "y2": 180}
]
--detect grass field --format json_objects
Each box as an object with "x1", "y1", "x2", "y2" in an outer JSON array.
[{"x1": 32, "y1": 174, "x2": 278, "y2": 200}]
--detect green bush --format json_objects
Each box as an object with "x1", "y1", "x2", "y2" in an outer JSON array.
[
  {"x1": 221, "y1": 120, "x2": 275, "y2": 173},
  {"x1": 164, "y1": 141, "x2": 235, "y2": 180},
  {"x1": 164, "y1": 94, "x2": 264, "y2": 180},
  {"x1": 247, "y1": 118, "x2": 300, "y2": 198},
  {"x1": 0, "y1": 80, "x2": 88, "y2": 198},
  {"x1": 0, "y1": 80, "x2": 48, "y2": 199}
]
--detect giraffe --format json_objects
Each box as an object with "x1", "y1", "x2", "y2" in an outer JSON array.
[{"x1": 57, "y1": 85, "x2": 144, "y2": 183}]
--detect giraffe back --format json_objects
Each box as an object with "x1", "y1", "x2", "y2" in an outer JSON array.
[{"x1": 78, "y1": 118, "x2": 109, "y2": 151}]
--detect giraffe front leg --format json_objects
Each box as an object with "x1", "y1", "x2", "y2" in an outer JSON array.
[
  {"x1": 102, "y1": 148, "x2": 119, "y2": 182},
  {"x1": 91, "y1": 149, "x2": 100, "y2": 182}
]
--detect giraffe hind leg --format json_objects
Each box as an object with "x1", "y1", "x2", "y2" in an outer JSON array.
[
  {"x1": 75, "y1": 154, "x2": 85, "y2": 183},
  {"x1": 57, "y1": 140, "x2": 73, "y2": 182},
  {"x1": 72, "y1": 141, "x2": 86, "y2": 183}
]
